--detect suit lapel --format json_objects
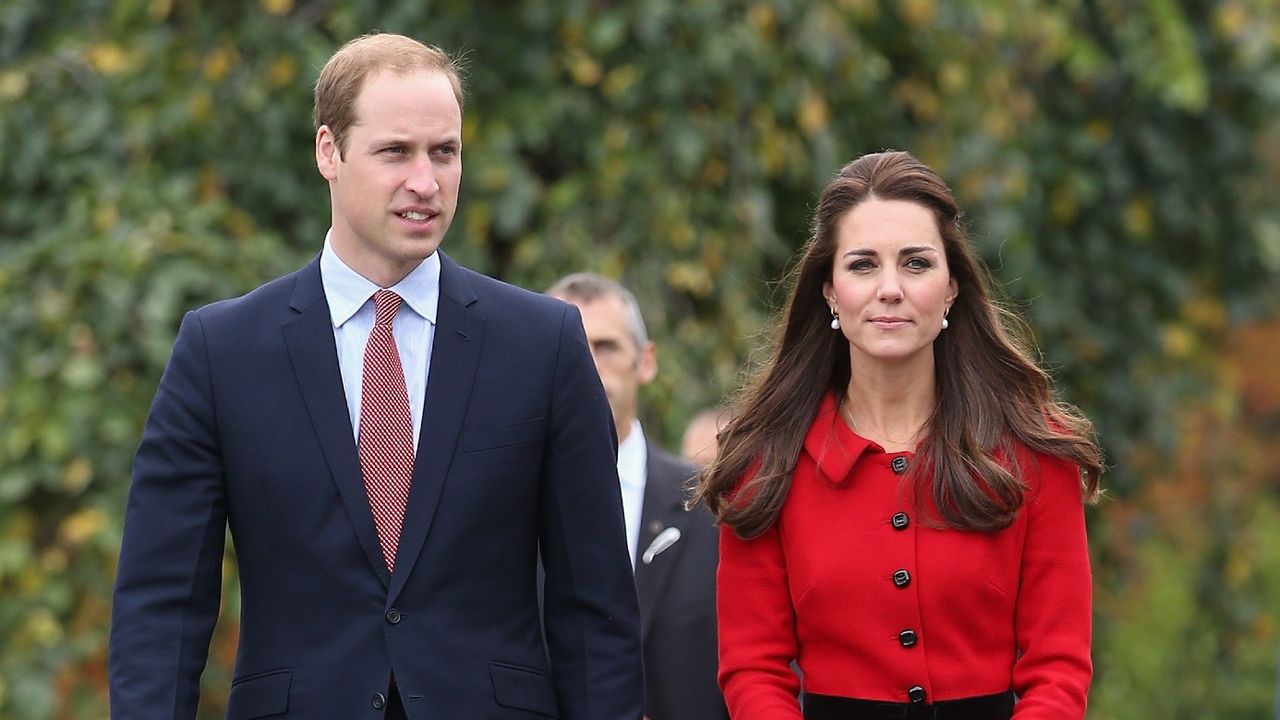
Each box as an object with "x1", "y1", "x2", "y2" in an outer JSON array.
[
  {"x1": 635, "y1": 444, "x2": 687, "y2": 643},
  {"x1": 389, "y1": 253, "x2": 483, "y2": 601},
  {"x1": 282, "y1": 257, "x2": 390, "y2": 587}
]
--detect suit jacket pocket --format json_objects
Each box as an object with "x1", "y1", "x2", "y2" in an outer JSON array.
[
  {"x1": 489, "y1": 662, "x2": 558, "y2": 717},
  {"x1": 462, "y1": 418, "x2": 546, "y2": 453},
  {"x1": 227, "y1": 668, "x2": 291, "y2": 719}
]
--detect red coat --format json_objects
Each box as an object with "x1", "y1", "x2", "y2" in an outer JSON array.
[{"x1": 717, "y1": 395, "x2": 1092, "y2": 719}]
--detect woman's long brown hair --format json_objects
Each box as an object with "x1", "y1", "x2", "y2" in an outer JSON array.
[{"x1": 692, "y1": 151, "x2": 1103, "y2": 539}]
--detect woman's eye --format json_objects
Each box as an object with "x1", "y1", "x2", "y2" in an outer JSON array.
[
  {"x1": 906, "y1": 257, "x2": 932, "y2": 270},
  {"x1": 848, "y1": 259, "x2": 874, "y2": 271}
]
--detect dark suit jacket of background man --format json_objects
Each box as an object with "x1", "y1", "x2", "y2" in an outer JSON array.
[
  {"x1": 108, "y1": 252, "x2": 643, "y2": 719},
  {"x1": 635, "y1": 444, "x2": 728, "y2": 720}
]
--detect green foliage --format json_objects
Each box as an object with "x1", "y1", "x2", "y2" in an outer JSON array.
[{"x1": 1, "y1": 0, "x2": 1278, "y2": 717}]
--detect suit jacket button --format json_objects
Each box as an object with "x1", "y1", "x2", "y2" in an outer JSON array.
[
  {"x1": 908, "y1": 685, "x2": 926, "y2": 703},
  {"x1": 891, "y1": 512, "x2": 910, "y2": 530},
  {"x1": 891, "y1": 456, "x2": 908, "y2": 474},
  {"x1": 892, "y1": 569, "x2": 911, "y2": 588},
  {"x1": 386, "y1": 608, "x2": 402, "y2": 624},
  {"x1": 372, "y1": 692, "x2": 387, "y2": 709},
  {"x1": 899, "y1": 629, "x2": 918, "y2": 647}
]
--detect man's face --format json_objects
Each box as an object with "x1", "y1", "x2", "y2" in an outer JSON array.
[
  {"x1": 559, "y1": 294, "x2": 656, "y2": 441},
  {"x1": 316, "y1": 68, "x2": 462, "y2": 287}
]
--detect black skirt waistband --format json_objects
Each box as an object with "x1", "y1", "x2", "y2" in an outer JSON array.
[{"x1": 803, "y1": 690, "x2": 1014, "y2": 720}]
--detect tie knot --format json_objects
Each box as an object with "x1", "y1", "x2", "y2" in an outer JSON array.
[{"x1": 371, "y1": 289, "x2": 403, "y2": 328}]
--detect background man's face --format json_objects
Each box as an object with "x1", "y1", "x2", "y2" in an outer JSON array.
[{"x1": 560, "y1": 294, "x2": 655, "y2": 441}]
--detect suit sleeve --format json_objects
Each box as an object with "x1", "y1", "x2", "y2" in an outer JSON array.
[
  {"x1": 109, "y1": 311, "x2": 227, "y2": 720},
  {"x1": 1011, "y1": 455, "x2": 1093, "y2": 718},
  {"x1": 538, "y1": 304, "x2": 644, "y2": 720},
  {"x1": 717, "y1": 515, "x2": 804, "y2": 719}
]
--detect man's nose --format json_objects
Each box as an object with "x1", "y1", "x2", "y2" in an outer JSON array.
[{"x1": 405, "y1": 156, "x2": 440, "y2": 196}]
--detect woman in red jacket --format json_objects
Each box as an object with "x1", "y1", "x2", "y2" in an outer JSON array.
[{"x1": 693, "y1": 151, "x2": 1103, "y2": 719}]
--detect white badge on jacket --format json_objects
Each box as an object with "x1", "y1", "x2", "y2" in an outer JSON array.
[{"x1": 641, "y1": 526, "x2": 682, "y2": 565}]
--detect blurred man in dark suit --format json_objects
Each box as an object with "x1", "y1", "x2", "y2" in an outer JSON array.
[{"x1": 549, "y1": 273, "x2": 728, "y2": 720}]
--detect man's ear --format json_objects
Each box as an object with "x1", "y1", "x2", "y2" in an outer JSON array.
[
  {"x1": 636, "y1": 341, "x2": 657, "y2": 386},
  {"x1": 316, "y1": 125, "x2": 340, "y2": 180}
]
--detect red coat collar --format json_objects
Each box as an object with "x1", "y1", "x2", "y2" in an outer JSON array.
[{"x1": 802, "y1": 394, "x2": 877, "y2": 488}]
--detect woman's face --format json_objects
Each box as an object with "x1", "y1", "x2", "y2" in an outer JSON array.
[{"x1": 823, "y1": 197, "x2": 957, "y2": 367}]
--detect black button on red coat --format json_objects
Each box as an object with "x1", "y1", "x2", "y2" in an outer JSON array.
[{"x1": 899, "y1": 629, "x2": 918, "y2": 647}]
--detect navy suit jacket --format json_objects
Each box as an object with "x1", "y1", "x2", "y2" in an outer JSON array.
[
  {"x1": 634, "y1": 445, "x2": 727, "y2": 720},
  {"x1": 109, "y1": 253, "x2": 643, "y2": 719}
]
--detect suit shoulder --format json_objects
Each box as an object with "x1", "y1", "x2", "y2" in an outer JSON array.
[
  {"x1": 453, "y1": 264, "x2": 570, "y2": 320},
  {"x1": 188, "y1": 263, "x2": 308, "y2": 327},
  {"x1": 647, "y1": 444, "x2": 698, "y2": 486}
]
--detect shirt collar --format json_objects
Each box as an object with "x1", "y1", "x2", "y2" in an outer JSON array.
[
  {"x1": 617, "y1": 419, "x2": 647, "y2": 489},
  {"x1": 320, "y1": 231, "x2": 440, "y2": 328}
]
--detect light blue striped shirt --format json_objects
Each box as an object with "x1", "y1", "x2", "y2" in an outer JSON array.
[{"x1": 319, "y1": 234, "x2": 439, "y2": 448}]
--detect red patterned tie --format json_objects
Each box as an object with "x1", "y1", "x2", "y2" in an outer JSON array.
[{"x1": 359, "y1": 289, "x2": 415, "y2": 572}]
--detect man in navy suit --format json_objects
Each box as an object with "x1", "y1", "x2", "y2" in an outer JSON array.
[
  {"x1": 548, "y1": 274, "x2": 727, "y2": 720},
  {"x1": 109, "y1": 33, "x2": 643, "y2": 719}
]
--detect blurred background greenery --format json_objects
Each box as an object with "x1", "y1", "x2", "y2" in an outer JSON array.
[{"x1": 2, "y1": 0, "x2": 1278, "y2": 717}]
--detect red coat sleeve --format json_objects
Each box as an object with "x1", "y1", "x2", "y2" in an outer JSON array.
[
  {"x1": 717, "y1": 521, "x2": 803, "y2": 719},
  {"x1": 1010, "y1": 454, "x2": 1093, "y2": 718}
]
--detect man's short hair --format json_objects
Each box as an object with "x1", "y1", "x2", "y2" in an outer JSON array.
[
  {"x1": 547, "y1": 273, "x2": 650, "y2": 352},
  {"x1": 314, "y1": 32, "x2": 464, "y2": 156}
]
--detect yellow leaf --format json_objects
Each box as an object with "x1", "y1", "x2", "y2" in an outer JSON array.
[
  {"x1": 1161, "y1": 324, "x2": 1195, "y2": 359},
  {"x1": 901, "y1": 0, "x2": 935, "y2": 27},
  {"x1": 150, "y1": 0, "x2": 173, "y2": 20},
  {"x1": 267, "y1": 56, "x2": 296, "y2": 88},
  {"x1": 1123, "y1": 196, "x2": 1153, "y2": 239},
  {"x1": 1213, "y1": 2, "x2": 1249, "y2": 37},
  {"x1": 86, "y1": 43, "x2": 128, "y2": 75},
  {"x1": 748, "y1": 3, "x2": 776, "y2": 37},
  {"x1": 26, "y1": 609, "x2": 63, "y2": 647},
  {"x1": 94, "y1": 203, "x2": 118, "y2": 233},
  {"x1": 60, "y1": 508, "x2": 105, "y2": 545},
  {"x1": 1087, "y1": 119, "x2": 1112, "y2": 143},
  {"x1": 0, "y1": 70, "x2": 29, "y2": 100},
  {"x1": 603, "y1": 64, "x2": 639, "y2": 99},
  {"x1": 838, "y1": 0, "x2": 877, "y2": 21},
  {"x1": 261, "y1": 0, "x2": 293, "y2": 15},
  {"x1": 41, "y1": 548, "x2": 68, "y2": 574},
  {"x1": 568, "y1": 52, "x2": 602, "y2": 87},
  {"x1": 187, "y1": 90, "x2": 213, "y2": 123},
  {"x1": 63, "y1": 458, "x2": 93, "y2": 493},
  {"x1": 1050, "y1": 187, "x2": 1077, "y2": 224},
  {"x1": 939, "y1": 61, "x2": 968, "y2": 95},
  {"x1": 203, "y1": 46, "x2": 238, "y2": 82},
  {"x1": 797, "y1": 87, "x2": 829, "y2": 137}
]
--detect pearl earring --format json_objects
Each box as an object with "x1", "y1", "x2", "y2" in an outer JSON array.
[
  {"x1": 942, "y1": 307, "x2": 950, "y2": 330},
  {"x1": 830, "y1": 307, "x2": 841, "y2": 330}
]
